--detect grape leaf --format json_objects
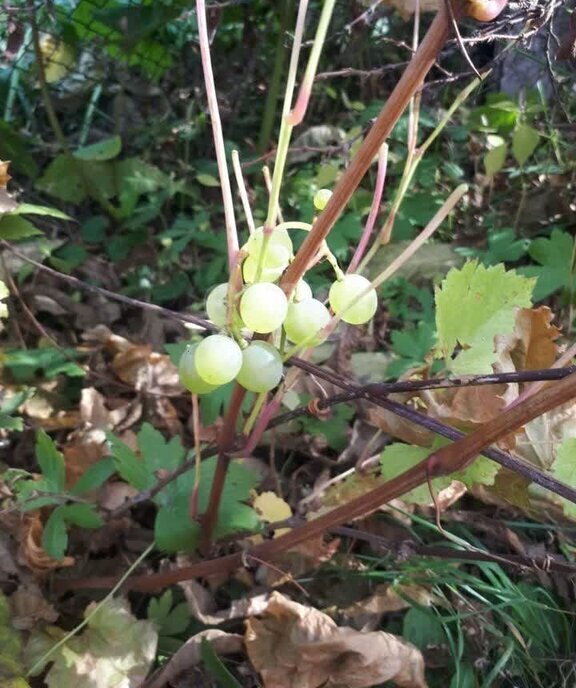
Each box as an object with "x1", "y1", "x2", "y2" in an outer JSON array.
[
  {"x1": 380, "y1": 441, "x2": 451, "y2": 504},
  {"x1": 520, "y1": 229, "x2": 575, "y2": 301},
  {"x1": 380, "y1": 436, "x2": 499, "y2": 505},
  {"x1": 435, "y1": 260, "x2": 534, "y2": 374},
  {"x1": 552, "y1": 438, "x2": 576, "y2": 520}
]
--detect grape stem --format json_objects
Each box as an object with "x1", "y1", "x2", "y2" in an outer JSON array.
[
  {"x1": 279, "y1": 0, "x2": 467, "y2": 297},
  {"x1": 196, "y1": 0, "x2": 239, "y2": 274}
]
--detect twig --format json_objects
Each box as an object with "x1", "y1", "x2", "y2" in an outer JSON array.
[{"x1": 0, "y1": 241, "x2": 215, "y2": 333}]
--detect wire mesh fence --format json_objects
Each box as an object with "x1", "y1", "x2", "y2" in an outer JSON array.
[{"x1": 1, "y1": 0, "x2": 201, "y2": 142}]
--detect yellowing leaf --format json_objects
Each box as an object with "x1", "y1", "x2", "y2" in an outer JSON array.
[
  {"x1": 253, "y1": 492, "x2": 292, "y2": 537},
  {"x1": 435, "y1": 260, "x2": 534, "y2": 374},
  {"x1": 39, "y1": 36, "x2": 75, "y2": 83},
  {"x1": 25, "y1": 597, "x2": 157, "y2": 687}
]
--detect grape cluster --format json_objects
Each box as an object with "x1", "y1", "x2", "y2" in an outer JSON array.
[{"x1": 179, "y1": 189, "x2": 379, "y2": 395}]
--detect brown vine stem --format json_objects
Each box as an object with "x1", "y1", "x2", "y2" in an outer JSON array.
[
  {"x1": 59, "y1": 370, "x2": 576, "y2": 593},
  {"x1": 199, "y1": 382, "x2": 246, "y2": 551},
  {"x1": 279, "y1": 0, "x2": 464, "y2": 295}
]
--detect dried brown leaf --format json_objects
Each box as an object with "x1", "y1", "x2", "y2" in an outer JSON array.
[
  {"x1": 144, "y1": 630, "x2": 243, "y2": 688},
  {"x1": 18, "y1": 514, "x2": 74, "y2": 575},
  {"x1": 245, "y1": 592, "x2": 427, "y2": 688},
  {"x1": 0, "y1": 160, "x2": 11, "y2": 188}
]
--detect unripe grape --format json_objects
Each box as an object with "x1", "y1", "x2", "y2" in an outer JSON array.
[
  {"x1": 240, "y1": 283, "x2": 288, "y2": 334},
  {"x1": 284, "y1": 299, "x2": 330, "y2": 346},
  {"x1": 314, "y1": 188, "x2": 332, "y2": 211},
  {"x1": 246, "y1": 227, "x2": 293, "y2": 263},
  {"x1": 242, "y1": 242, "x2": 290, "y2": 284},
  {"x1": 206, "y1": 283, "x2": 229, "y2": 327},
  {"x1": 195, "y1": 334, "x2": 243, "y2": 385},
  {"x1": 293, "y1": 280, "x2": 312, "y2": 302},
  {"x1": 236, "y1": 341, "x2": 283, "y2": 393},
  {"x1": 329, "y1": 274, "x2": 377, "y2": 325},
  {"x1": 179, "y1": 344, "x2": 219, "y2": 394}
]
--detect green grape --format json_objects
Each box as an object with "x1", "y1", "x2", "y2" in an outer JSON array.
[
  {"x1": 179, "y1": 344, "x2": 219, "y2": 394},
  {"x1": 236, "y1": 341, "x2": 283, "y2": 393},
  {"x1": 329, "y1": 273, "x2": 377, "y2": 325},
  {"x1": 242, "y1": 241, "x2": 290, "y2": 283},
  {"x1": 283, "y1": 298, "x2": 330, "y2": 345},
  {"x1": 206, "y1": 283, "x2": 229, "y2": 327},
  {"x1": 314, "y1": 188, "x2": 332, "y2": 211},
  {"x1": 246, "y1": 227, "x2": 293, "y2": 258},
  {"x1": 195, "y1": 334, "x2": 243, "y2": 385},
  {"x1": 293, "y1": 279, "x2": 312, "y2": 302},
  {"x1": 240, "y1": 283, "x2": 288, "y2": 333},
  {"x1": 242, "y1": 257, "x2": 285, "y2": 284}
]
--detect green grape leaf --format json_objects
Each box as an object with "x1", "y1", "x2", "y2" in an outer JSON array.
[
  {"x1": 0, "y1": 215, "x2": 42, "y2": 241},
  {"x1": 106, "y1": 433, "x2": 152, "y2": 491},
  {"x1": 41, "y1": 508, "x2": 68, "y2": 560},
  {"x1": 59, "y1": 504, "x2": 104, "y2": 529},
  {"x1": 138, "y1": 423, "x2": 186, "y2": 476},
  {"x1": 519, "y1": 229, "x2": 575, "y2": 301},
  {"x1": 155, "y1": 498, "x2": 201, "y2": 552},
  {"x1": 552, "y1": 438, "x2": 576, "y2": 520},
  {"x1": 380, "y1": 436, "x2": 499, "y2": 505},
  {"x1": 455, "y1": 453, "x2": 500, "y2": 488},
  {"x1": 435, "y1": 260, "x2": 534, "y2": 374},
  {"x1": 512, "y1": 123, "x2": 540, "y2": 167},
  {"x1": 70, "y1": 458, "x2": 116, "y2": 496},
  {"x1": 380, "y1": 442, "x2": 452, "y2": 505},
  {"x1": 35, "y1": 431, "x2": 65, "y2": 493}
]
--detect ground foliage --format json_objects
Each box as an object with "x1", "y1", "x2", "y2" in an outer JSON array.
[{"x1": 0, "y1": 1, "x2": 575, "y2": 687}]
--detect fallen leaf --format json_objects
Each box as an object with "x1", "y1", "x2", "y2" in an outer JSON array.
[
  {"x1": 344, "y1": 583, "x2": 438, "y2": 629},
  {"x1": 25, "y1": 597, "x2": 157, "y2": 687},
  {"x1": 144, "y1": 629, "x2": 243, "y2": 688},
  {"x1": 18, "y1": 514, "x2": 74, "y2": 575},
  {"x1": 245, "y1": 592, "x2": 427, "y2": 688},
  {"x1": 0, "y1": 160, "x2": 11, "y2": 188},
  {"x1": 9, "y1": 584, "x2": 58, "y2": 631}
]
